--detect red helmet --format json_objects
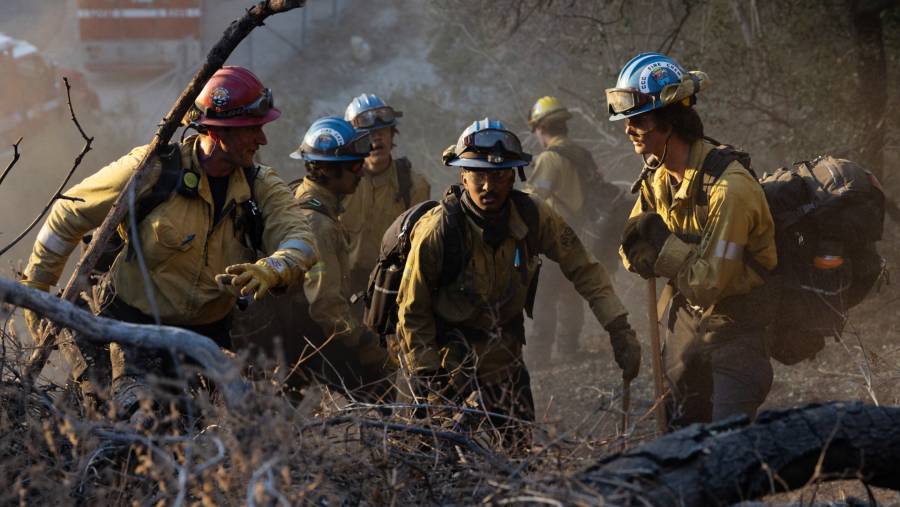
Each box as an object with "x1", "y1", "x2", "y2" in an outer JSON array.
[{"x1": 194, "y1": 66, "x2": 281, "y2": 127}]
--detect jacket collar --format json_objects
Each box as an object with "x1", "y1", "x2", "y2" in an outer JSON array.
[
  {"x1": 296, "y1": 177, "x2": 342, "y2": 217},
  {"x1": 188, "y1": 135, "x2": 252, "y2": 206},
  {"x1": 651, "y1": 138, "x2": 711, "y2": 205},
  {"x1": 366, "y1": 157, "x2": 396, "y2": 189}
]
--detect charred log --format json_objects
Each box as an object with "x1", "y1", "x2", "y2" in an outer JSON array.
[{"x1": 562, "y1": 402, "x2": 900, "y2": 506}]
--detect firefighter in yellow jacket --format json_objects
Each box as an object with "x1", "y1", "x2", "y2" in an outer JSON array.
[
  {"x1": 284, "y1": 116, "x2": 390, "y2": 399},
  {"x1": 397, "y1": 119, "x2": 640, "y2": 450},
  {"x1": 525, "y1": 96, "x2": 592, "y2": 363},
  {"x1": 20, "y1": 67, "x2": 317, "y2": 418},
  {"x1": 340, "y1": 94, "x2": 430, "y2": 306},
  {"x1": 608, "y1": 53, "x2": 777, "y2": 428}
]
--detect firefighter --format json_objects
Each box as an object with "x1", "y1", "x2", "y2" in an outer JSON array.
[
  {"x1": 283, "y1": 116, "x2": 391, "y2": 401},
  {"x1": 396, "y1": 119, "x2": 640, "y2": 451},
  {"x1": 20, "y1": 66, "x2": 317, "y2": 421},
  {"x1": 608, "y1": 53, "x2": 777, "y2": 428},
  {"x1": 525, "y1": 96, "x2": 593, "y2": 364},
  {"x1": 340, "y1": 94, "x2": 430, "y2": 312}
]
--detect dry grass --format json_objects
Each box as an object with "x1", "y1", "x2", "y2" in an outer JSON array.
[{"x1": 1, "y1": 238, "x2": 898, "y2": 505}]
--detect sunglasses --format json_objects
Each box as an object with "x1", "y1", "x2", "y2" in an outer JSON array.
[
  {"x1": 204, "y1": 88, "x2": 274, "y2": 119},
  {"x1": 465, "y1": 169, "x2": 515, "y2": 185}
]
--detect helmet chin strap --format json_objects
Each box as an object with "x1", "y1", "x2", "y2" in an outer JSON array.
[
  {"x1": 631, "y1": 135, "x2": 670, "y2": 194},
  {"x1": 641, "y1": 135, "x2": 670, "y2": 171}
]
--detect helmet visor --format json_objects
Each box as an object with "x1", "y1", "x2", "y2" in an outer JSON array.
[
  {"x1": 351, "y1": 107, "x2": 400, "y2": 129},
  {"x1": 605, "y1": 88, "x2": 655, "y2": 115},
  {"x1": 205, "y1": 88, "x2": 275, "y2": 119},
  {"x1": 334, "y1": 131, "x2": 372, "y2": 158}
]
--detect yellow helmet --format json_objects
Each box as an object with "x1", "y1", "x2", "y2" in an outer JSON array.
[{"x1": 528, "y1": 96, "x2": 572, "y2": 130}]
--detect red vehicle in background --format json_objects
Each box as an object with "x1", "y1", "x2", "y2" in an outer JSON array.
[
  {"x1": 77, "y1": 0, "x2": 203, "y2": 73},
  {"x1": 0, "y1": 32, "x2": 99, "y2": 148}
]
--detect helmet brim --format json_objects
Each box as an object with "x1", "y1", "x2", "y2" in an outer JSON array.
[
  {"x1": 608, "y1": 103, "x2": 656, "y2": 122},
  {"x1": 299, "y1": 153, "x2": 368, "y2": 162},
  {"x1": 447, "y1": 158, "x2": 528, "y2": 169},
  {"x1": 200, "y1": 107, "x2": 281, "y2": 127}
]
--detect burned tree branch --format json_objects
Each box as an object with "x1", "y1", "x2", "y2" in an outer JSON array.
[
  {"x1": 25, "y1": 0, "x2": 307, "y2": 383},
  {"x1": 0, "y1": 79, "x2": 93, "y2": 258},
  {"x1": 0, "y1": 137, "x2": 23, "y2": 188},
  {"x1": 546, "y1": 402, "x2": 900, "y2": 506},
  {"x1": 0, "y1": 278, "x2": 249, "y2": 409}
]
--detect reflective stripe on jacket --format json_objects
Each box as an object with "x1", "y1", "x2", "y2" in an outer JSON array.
[
  {"x1": 25, "y1": 136, "x2": 316, "y2": 325},
  {"x1": 621, "y1": 138, "x2": 777, "y2": 308}
]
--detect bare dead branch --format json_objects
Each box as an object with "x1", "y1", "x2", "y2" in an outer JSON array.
[
  {"x1": 25, "y1": 0, "x2": 308, "y2": 384},
  {"x1": 0, "y1": 278, "x2": 249, "y2": 409},
  {"x1": 0, "y1": 79, "x2": 93, "y2": 258},
  {"x1": 0, "y1": 137, "x2": 23, "y2": 188}
]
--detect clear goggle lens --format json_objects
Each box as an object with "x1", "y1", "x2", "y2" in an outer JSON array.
[{"x1": 351, "y1": 107, "x2": 398, "y2": 129}]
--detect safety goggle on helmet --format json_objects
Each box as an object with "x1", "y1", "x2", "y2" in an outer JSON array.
[
  {"x1": 445, "y1": 118, "x2": 532, "y2": 170},
  {"x1": 344, "y1": 93, "x2": 403, "y2": 130},
  {"x1": 605, "y1": 52, "x2": 708, "y2": 121},
  {"x1": 192, "y1": 66, "x2": 281, "y2": 127},
  {"x1": 203, "y1": 88, "x2": 274, "y2": 120},
  {"x1": 290, "y1": 116, "x2": 372, "y2": 162}
]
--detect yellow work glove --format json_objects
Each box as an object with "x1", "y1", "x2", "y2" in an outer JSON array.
[
  {"x1": 20, "y1": 279, "x2": 50, "y2": 343},
  {"x1": 222, "y1": 257, "x2": 286, "y2": 301}
]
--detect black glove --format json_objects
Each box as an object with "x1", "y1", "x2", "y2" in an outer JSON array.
[
  {"x1": 605, "y1": 315, "x2": 641, "y2": 382},
  {"x1": 624, "y1": 239, "x2": 659, "y2": 279},
  {"x1": 620, "y1": 215, "x2": 644, "y2": 252},
  {"x1": 621, "y1": 213, "x2": 670, "y2": 252},
  {"x1": 636, "y1": 212, "x2": 671, "y2": 252}
]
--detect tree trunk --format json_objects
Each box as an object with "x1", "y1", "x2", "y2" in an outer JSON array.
[
  {"x1": 0, "y1": 279, "x2": 249, "y2": 409},
  {"x1": 850, "y1": 1, "x2": 894, "y2": 182},
  {"x1": 556, "y1": 402, "x2": 900, "y2": 506}
]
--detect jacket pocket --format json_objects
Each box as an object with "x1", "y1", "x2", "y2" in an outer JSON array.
[{"x1": 141, "y1": 216, "x2": 195, "y2": 268}]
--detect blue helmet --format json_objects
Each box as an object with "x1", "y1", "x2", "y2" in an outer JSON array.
[
  {"x1": 290, "y1": 116, "x2": 371, "y2": 162},
  {"x1": 444, "y1": 118, "x2": 532, "y2": 170},
  {"x1": 605, "y1": 52, "x2": 709, "y2": 121},
  {"x1": 344, "y1": 93, "x2": 403, "y2": 130}
]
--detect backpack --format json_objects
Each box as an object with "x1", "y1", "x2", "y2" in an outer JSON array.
[
  {"x1": 689, "y1": 142, "x2": 886, "y2": 365},
  {"x1": 85, "y1": 143, "x2": 265, "y2": 274},
  {"x1": 394, "y1": 156, "x2": 413, "y2": 209},
  {"x1": 363, "y1": 185, "x2": 541, "y2": 336},
  {"x1": 547, "y1": 143, "x2": 633, "y2": 267}
]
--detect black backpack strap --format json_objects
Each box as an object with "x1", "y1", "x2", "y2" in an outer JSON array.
[
  {"x1": 395, "y1": 157, "x2": 413, "y2": 209},
  {"x1": 510, "y1": 190, "x2": 542, "y2": 318},
  {"x1": 240, "y1": 166, "x2": 265, "y2": 254},
  {"x1": 437, "y1": 185, "x2": 467, "y2": 287},
  {"x1": 509, "y1": 190, "x2": 540, "y2": 261},
  {"x1": 123, "y1": 143, "x2": 183, "y2": 261},
  {"x1": 693, "y1": 138, "x2": 755, "y2": 227},
  {"x1": 134, "y1": 143, "x2": 183, "y2": 224}
]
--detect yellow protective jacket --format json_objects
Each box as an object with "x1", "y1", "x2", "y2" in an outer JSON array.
[
  {"x1": 397, "y1": 191, "x2": 627, "y2": 378},
  {"x1": 24, "y1": 136, "x2": 317, "y2": 326},
  {"x1": 294, "y1": 178, "x2": 385, "y2": 365},
  {"x1": 525, "y1": 136, "x2": 585, "y2": 225},
  {"x1": 340, "y1": 158, "x2": 430, "y2": 274},
  {"x1": 623, "y1": 138, "x2": 777, "y2": 308}
]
